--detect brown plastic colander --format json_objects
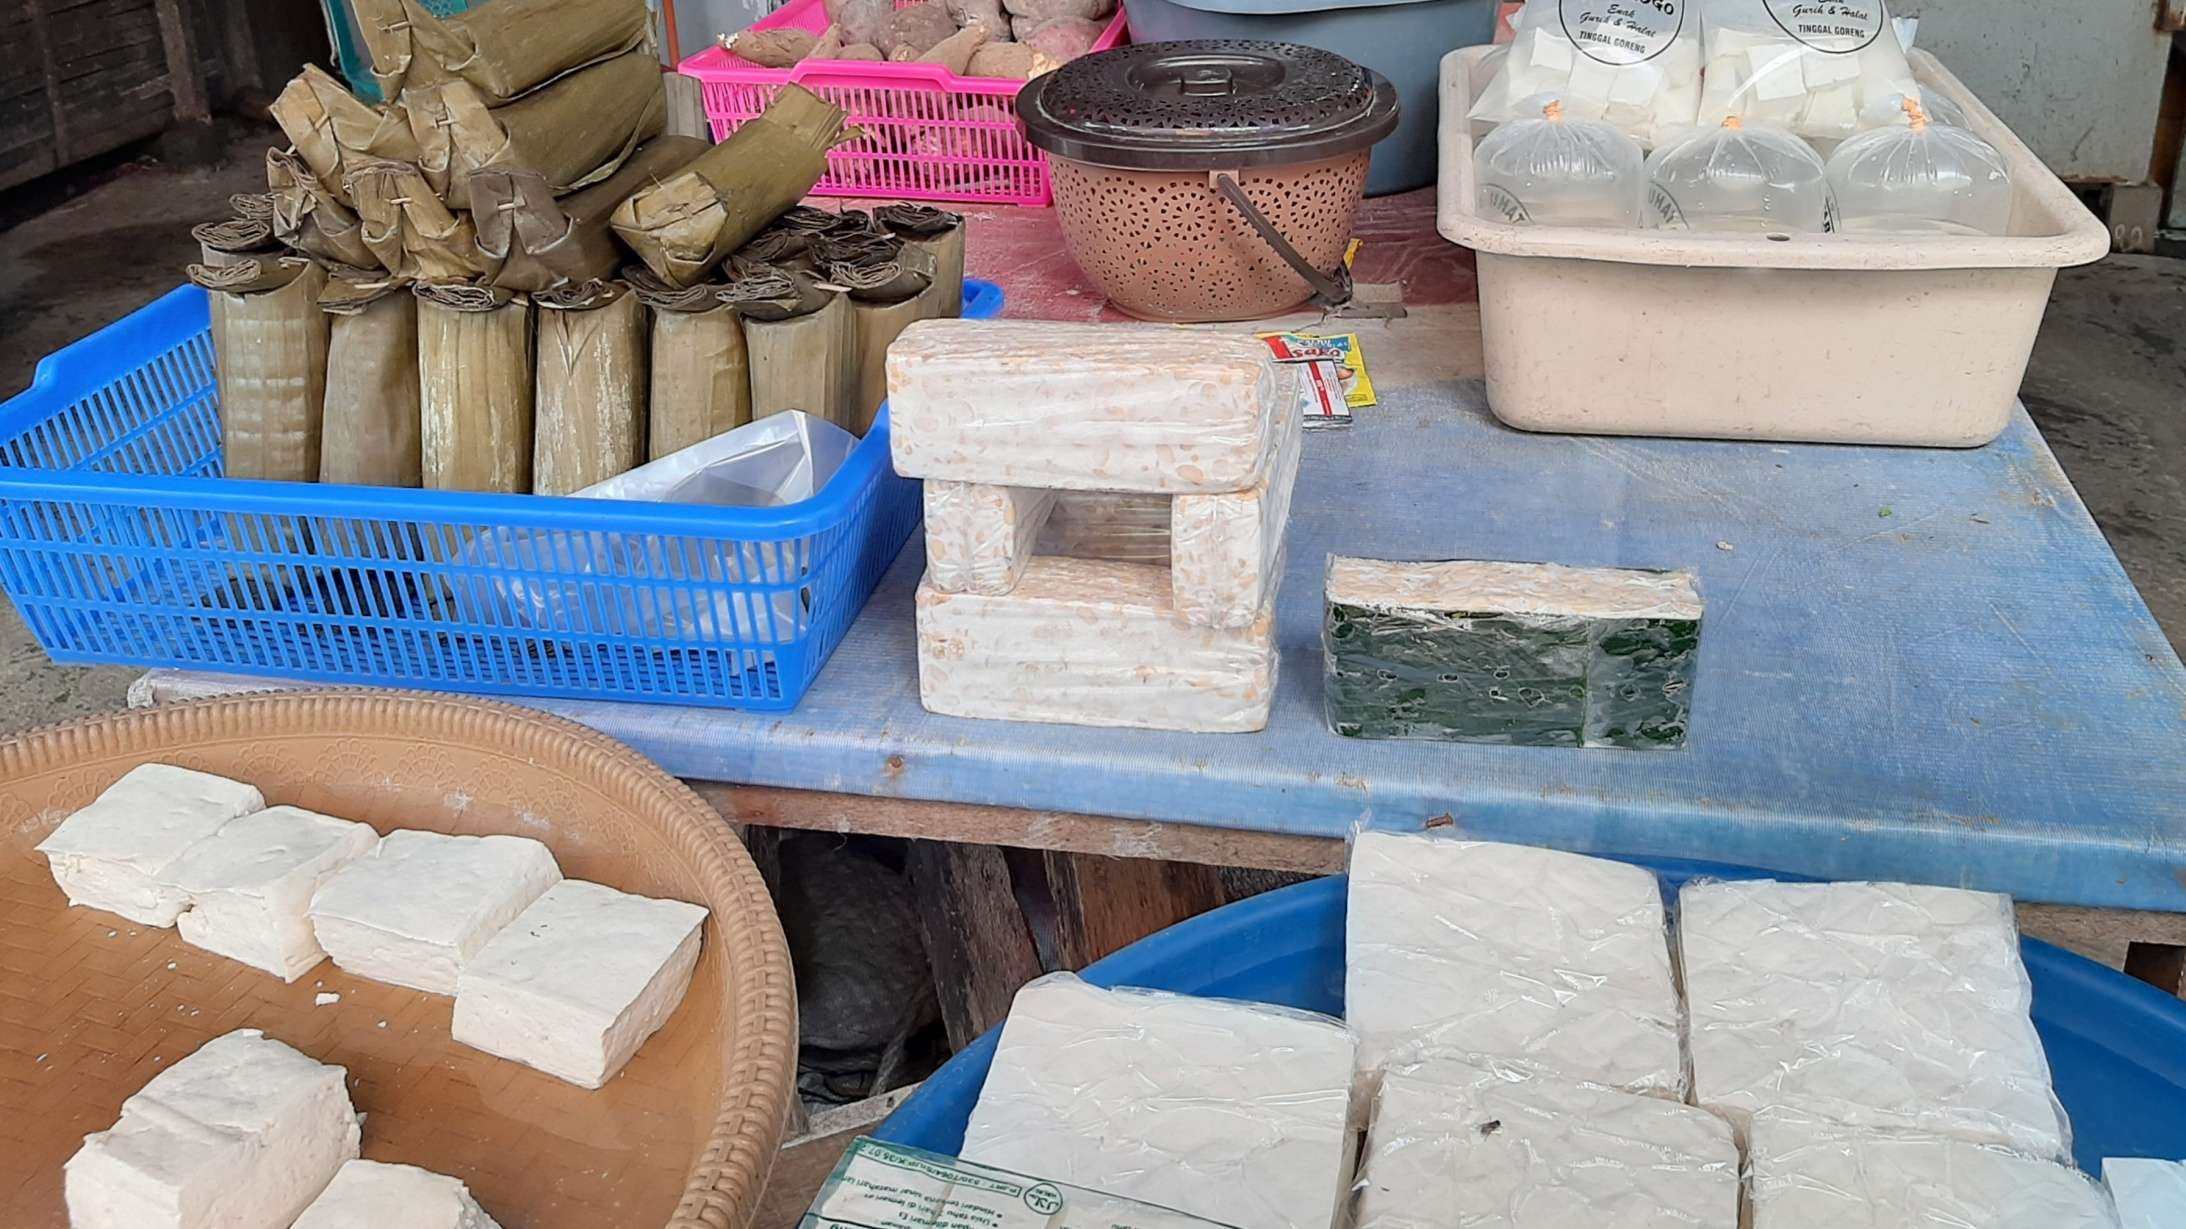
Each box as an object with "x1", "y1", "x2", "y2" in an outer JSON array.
[{"x1": 1020, "y1": 41, "x2": 1399, "y2": 323}]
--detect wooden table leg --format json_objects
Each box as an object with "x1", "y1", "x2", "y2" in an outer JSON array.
[
  {"x1": 1043, "y1": 852, "x2": 1228, "y2": 968},
  {"x1": 904, "y1": 840, "x2": 1044, "y2": 1051}
]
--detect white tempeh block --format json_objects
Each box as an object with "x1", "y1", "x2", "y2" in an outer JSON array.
[
  {"x1": 1356, "y1": 1056, "x2": 1738, "y2": 1229},
  {"x1": 916, "y1": 557, "x2": 1277, "y2": 732},
  {"x1": 2105, "y1": 1157, "x2": 2186, "y2": 1229},
  {"x1": 1345, "y1": 833, "x2": 1683, "y2": 1094},
  {"x1": 1037, "y1": 490, "x2": 1173, "y2": 563},
  {"x1": 452, "y1": 879, "x2": 708, "y2": 1088},
  {"x1": 291, "y1": 1160, "x2": 504, "y2": 1229},
  {"x1": 887, "y1": 321, "x2": 1294, "y2": 493},
  {"x1": 166, "y1": 806, "x2": 380, "y2": 981},
  {"x1": 309, "y1": 830, "x2": 561, "y2": 996},
  {"x1": 1681, "y1": 878, "x2": 2067, "y2": 1158},
  {"x1": 1170, "y1": 397, "x2": 1302, "y2": 628},
  {"x1": 1748, "y1": 1113, "x2": 2120, "y2": 1229},
  {"x1": 65, "y1": 1028, "x2": 360, "y2": 1229},
  {"x1": 962, "y1": 973, "x2": 1356, "y2": 1229},
  {"x1": 923, "y1": 481, "x2": 1056, "y2": 595},
  {"x1": 35, "y1": 763, "x2": 265, "y2": 926}
]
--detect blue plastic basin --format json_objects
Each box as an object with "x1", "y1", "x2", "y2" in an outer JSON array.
[
  {"x1": 1120, "y1": 0, "x2": 1499, "y2": 195},
  {"x1": 878, "y1": 860, "x2": 2186, "y2": 1173}
]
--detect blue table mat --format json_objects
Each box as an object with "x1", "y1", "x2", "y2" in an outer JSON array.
[{"x1": 446, "y1": 378, "x2": 2186, "y2": 910}]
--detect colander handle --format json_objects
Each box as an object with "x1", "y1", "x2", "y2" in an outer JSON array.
[{"x1": 1209, "y1": 173, "x2": 1353, "y2": 311}]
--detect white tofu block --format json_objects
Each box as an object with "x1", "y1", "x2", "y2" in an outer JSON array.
[
  {"x1": 1747, "y1": 44, "x2": 1807, "y2": 102},
  {"x1": 924, "y1": 481, "x2": 1056, "y2": 595},
  {"x1": 1748, "y1": 1113, "x2": 2121, "y2": 1229},
  {"x1": 452, "y1": 879, "x2": 708, "y2": 1088},
  {"x1": 165, "y1": 806, "x2": 379, "y2": 981},
  {"x1": 962, "y1": 973, "x2": 1356, "y2": 1229},
  {"x1": 2105, "y1": 1158, "x2": 2186, "y2": 1229},
  {"x1": 1522, "y1": 28, "x2": 1573, "y2": 74},
  {"x1": 1804, "y1": 46, "x2": 1863, "y2": 86},
  {"x1": 34, "y1": 763, "x2": 265, "y2": 926},
  {"x1": 65, "y1": 1028, "x2": 360, "y2": 1229},
  {"x1": 1170, "y1": 400, "x2": 1301, "y2": 628},
  {"x1": 1566, "y1": 55, "x2": 1618, "y2": 103},
  {"x1": 1037, "y1": 490, "x2": 1173, "y2": 563},
  {"x1": 291, "y1": 1160, "x2": 503, "y2": 1229},
  {"x1": 1356, "y1": 1056, "x2": 1738, "y2": 1229},
  {"x1": 1681, "y1": 879, "x2": 2067, "y2": 1158},
  {"x1": 309, "y1": 830, "x2": 562, "y2": 996},
  {"x1": 887, "y1": 320, "x2": 1294, "y2": 494},
  {"x1": 916, "y1": 557, "x2": 1277, "y2": 733},
  {"x1": 1345, "y1": 833, "x2": 1683, "y2": 1094}
]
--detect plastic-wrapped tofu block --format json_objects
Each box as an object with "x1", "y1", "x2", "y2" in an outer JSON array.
[
  {"x1": 1345, "y1": 832, "x2": 1683, "y2": 1093},
  {"x1": 917, "y1": 557, "x2": 1277, "y2": 733},
  {"x1": 309, "y1": 830, "x2": 562, "y2": 995},
  {"x1": 1748, "y1": 1112, "x2": 2121, "y2": 1229},
  {"x1": 166, "y1": 806, "x2": 380, "y2": 981},
  {"x1": 453, "y1": 879, "x2": 708, "y2": 1088},
  {"x1": 1322, "y1": 557, "x2": 1701, "y2": 749},
  {"x1": 1171, "y1": 400, "x2": 1301, "y2": 629},
  {"x1": 803, "y1": 1138, "x2": 1242, "y2": 1229},
  {"x1": 887, "y1": 321, "x2": 1294, "y2": 494},
  {"x1": 291, "y1": 1160, "x2": 503, "y2": 1229},
  {"x1": 35, "y1": 763, "x2": 266, "y2": 926},
  {"x1": 1681, "y1": 878, "x2": 2068, "y2": 1158},
  {"x1": 1356, "y1": 1055, "x2": 1738, "y2": 1229},
  {"x1": 65, "y1": 1028, "x2": 361, "y2": 1229},
  {"x1": 1698, "y1": 0, "x2": 1921, "y2": 140},
  {"x1": 924, "y1": 481, "x2": 1057, "y2": 595},
  {"x1": 2105, "y1": 1158, "x2": 2186, "y2": 1229},
  {"x1": 961, "y1": 973, "x2": 1355, "y2": 1229},
  {"x1": 1037, "y1": 491, "x2": 1174, "y2": 563},
  {"x1": 1468, "y1": 0, "x2": 1703, "y2": 147}
]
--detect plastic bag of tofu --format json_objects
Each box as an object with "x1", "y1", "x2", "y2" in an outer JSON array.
[
  {"x1": 1474, "y1": 96, "x2": 1649, "y2": 228},
  {"x1": 1469, "y1": 0, "x2": 1703, "y2": 149},
  {"x1": 1697, "y1": 0, "x2": 1921, "y2": 141}
]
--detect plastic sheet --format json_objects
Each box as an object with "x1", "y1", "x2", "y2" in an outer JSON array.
[
  {"x1": 916, "y1": 557, "x2": 1278, "y2": 732},
  {"x1": 1747, "y1": 1111, "x2": 2120, "y2": 1228},
  {"x1": 886, "y1": 321, "x2": 1291, "y2": 494},
  {"x1": 1321, "y1": 557, "x2": 1701, "y2": 749},
  {"x1": 1472, "y1": 99, "x2": 1647, "y2": 228},
  {"x1": 1826, "y1": 106, "x2": 2014, "y2": 235},
  {"x1": 1645, "y1": 118, "x2": 1832, "y2": 232},
  {"x1": 1355, "y1": 1054, "x2": 1738, "y2": 1229},
  {"x1": 1680, "y1": 878, "x2": 2070, "y2": 1159},
  {"x1": 1697, "y1": 0, "x2": 1921, "y2": 141},
  {"x1": 472, "y1": 412, "x2": 858, "y2": 639},
  {"x1": 924, "y1": 482, "x2": 1056, "y2": 595},
  {"x1": 959, "y1": 972, "x2": 1354, "y2": 1229},
  {"x1": 2104, "y1": 1158, "x2": 2186, "y2": 1229},
  {"x1": 1171, "y1": 401, "x2": 1301, "y2": 628},
  {"x1": 1468, "y1": 1, "x2": 1702, "y2": 148},
  {"x1": 1344, "y1": 832, "x2": 1684, "y2": 1094}
]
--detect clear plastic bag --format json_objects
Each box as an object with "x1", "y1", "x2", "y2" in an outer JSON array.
[
  {"x1": 960, "y1": 973, "x2": 1357, "y2": 1229},
  {"x1": 1680, "y1": 878, "x2": 2071, "y2": 1160},
  {"x1": 1644, "y1": 117, "x2": 1832, "y2": 232},
  {"x1": 1826, "y1": 99, "x2": 2013, "y2": 234},
  {"x1": 1468, "y1": 0, "x2": 1702, "y2": 148},
  {"x1": 1355, "y1": 1054, "x2": 1739, "y2": 1229},
  {"x1": 1474, "y1": 98, "x2": 1647, "y2": 228},
  {"x1": 1698, "y1": 0, "x2": 1921, "y2": 140},
  {"x1": 1747, "y1": 1110, "x2": 2120, "y2": 1229},
  {"x1": 1344, "y1": 831, "x2": 1685, "y2": 1096}
]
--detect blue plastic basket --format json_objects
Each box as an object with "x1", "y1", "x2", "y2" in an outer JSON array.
[{"x1": 0, "y1": 280, "x2": 1004, "y2": 711}]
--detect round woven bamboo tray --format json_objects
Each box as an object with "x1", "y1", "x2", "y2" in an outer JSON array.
[{"x1": 0, "y1": 690, "x2": 795, "y2": 1229}]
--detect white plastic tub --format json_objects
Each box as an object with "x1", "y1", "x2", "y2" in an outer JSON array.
[{"x1": 1438, "y1": 47, "x2": 2110, "y2": 447}]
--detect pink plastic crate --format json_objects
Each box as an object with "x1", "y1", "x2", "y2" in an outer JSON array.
[{"x1": 678, "y1": 0, "x2": 1126, "y2": 207}]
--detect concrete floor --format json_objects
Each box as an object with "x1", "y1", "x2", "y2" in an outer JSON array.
[{"x1": 0, "y1": 137, "x2": 2181, "y2": 737}]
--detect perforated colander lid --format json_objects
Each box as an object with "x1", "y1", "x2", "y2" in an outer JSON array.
[{"x1": 1018, "y1": 40, "x2": 1400, "y2": 171}]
